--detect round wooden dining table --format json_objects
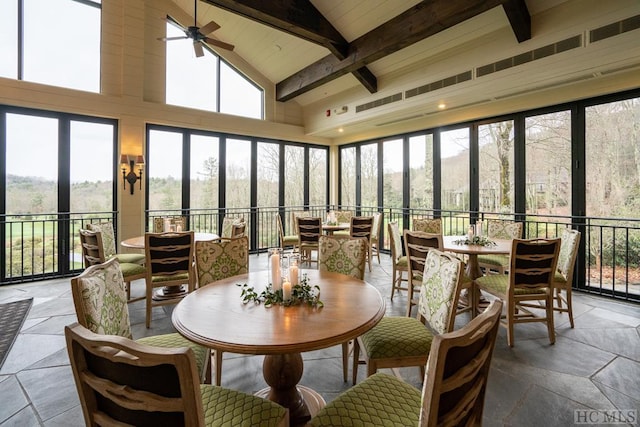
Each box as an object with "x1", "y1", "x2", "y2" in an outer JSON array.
[
  {"x1": 172, "y1": 269, "x2": 385, "y2": 426},
  {"x1": 321, "y1": 223, "x2": 350, "y2": 235},
  {"x1": 120, "y1": 232, "x2": 219, "y2": 249},
  {"x1": 442, "y1": 235, "x2": 512, "y2": 280}
]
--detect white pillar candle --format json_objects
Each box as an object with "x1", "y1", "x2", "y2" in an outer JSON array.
[
  {"x1": 290, "y1": 263, "x2": 299, "y2": 286},
  {"x1": 271, "y1": 253, "x2": 281, "y2": 290},
  {"x1": 282, "y1": 280, "x2": 292, "y2": 301}
]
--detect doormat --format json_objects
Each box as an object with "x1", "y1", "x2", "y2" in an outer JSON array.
[{"x1": 0, "y1": 298, "x2": 33, "y2": 369}]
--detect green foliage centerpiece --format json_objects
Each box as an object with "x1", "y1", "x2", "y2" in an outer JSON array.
[
  {"x1": 452, "y1": 235, "x2": 497, "y2": 247},
  {"x1": 237, "y1": 273, "x2": 323, "y2": 308}
]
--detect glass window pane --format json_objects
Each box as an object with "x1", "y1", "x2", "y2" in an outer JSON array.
[
  {"x1": 190, "y1": 134, "x2": 219, "y2": 209},
  {"x1": 259, "y1": 142, "x2": 280, "y2": 207},
  {"x1": 309, "y1": 147, "x2": 327, "y2": 207},
  {"x1": 361, "y1": 143, "x2": 378, "y2": 208},
  {"x1": 441, "y1": 128, "x2": 469, "y2": 211},
  {"x1": 340, "y1": 147, "x2": 356, "y2": 207},
  {"x1": 220, "y1": 61, "x2": 263, "y2": 119},
  {"x1": 0, "y1": 0, "x2": 17, "y2": 78},
  {"x1": 383, "y1": 139, "x2": 403, "y2": 209},
  {"x1": 525, "y1": 111, "x2": 571, "y2": 216},
  {"x1": 225, "y1": 138, "x2": 251, "y2": 209},
  {"x1": 409, "y1": 134, "x2": 433, "y2": 210},
  {"x1": 148, "y1": 129, "x2": 183, "y2": 212},
  {"x1": 166, "y1": 22, "x2": 218, "y2": 111},
  {"x1": 23, "y1": 0, "x2": 100, "y2": 92},
  {"x1": 479, "y1": 121, "x2": 514, "y2": 215},
  {"x1": 586, "y1": 98, "x2": 640, "y2": 218},
  {"x1": 70, "y1": 121, "x2": 114, "y2": 212},
  {"x1": 284, "y1": 145, "x2": 304, "y2": 207}
]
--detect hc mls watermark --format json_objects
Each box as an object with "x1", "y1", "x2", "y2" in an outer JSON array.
[{"x1": 574, "y1": 409, "x2": 637, "y2": 425}]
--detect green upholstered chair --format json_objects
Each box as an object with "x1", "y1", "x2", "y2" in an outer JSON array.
[
  {"x1": 318, "y1": 235, "x2": 367, "y2": 280},
  {"x1": 404, "y1": 230, "x2": 443, "y2": 316},
  {"x1": 352, "y1": 249, "x2": 464, "y2": 385},
  {"x1": 65, "y1": 323, "x2": 288, "y2": 427},
  {"x1": 388, "y1": 222, "x2": 409, "y2": 301},
  {"x1": 312, "y1": 300, "x2": 503, "y2": 427},
  {"x1": 350, "y1": 216, "x2": 374, "y2": 272},
  {"x1": 475, "y1": 238, "x2": 560, "y2": 347},
  {"x1": 79, "y1": 228, "x2": 146, "y2": 303},
  {"x1": 369, "y1": 212, "x2": 382, "y2": 264},
  {"x1": 276, "y1": 214, "x2": 298, "y2": 250},
  {"x1": 552, "y1": 228, "x2": 581, "y2": 328},
  {"x1": 194, "y1": 236, "x2": 249, "y2": 385},
  {"x1": 70, "y1": 257, "x2": 210, "y2": 383},
  {"x1": 220, "y1": 216, "x2": 244, "y2": 239},
  {"x1": 413, "y1": 217, "x2": 442, "y2": 235},
  {"x1": 477, "y1": 219, "x2": 523, "y2": 274},
  {"x1": 318, "y1": 234, "x2": 368, "y2": 382},
  {"x1": 144, "y1": 231, "x2": 195, "y2": 328},
  {"x1": 86, "y1": 221, "x2": 145, "y2": 265}
]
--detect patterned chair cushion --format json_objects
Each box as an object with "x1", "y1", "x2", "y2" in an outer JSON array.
[
  {"x1": 417, "y1": 250, "x2": 461, "y2": 334},
  {"x1": 119, "y1": 262, "x2": 146, "y2": 278},
  {"x1": 200, "y1": 384, "x2": 287, "y2": 427},
  {"x1": 87, "y1": 222, "x2": 117, "y2": 258},
  {"x1": 487, "y1": 220, "x2": 522, "y2": 239},
  {"x1": 397, "y1": 255, "x2": 408, "y2": 267},
  {"x1": 318, "y1": 236, "x2": 367, "y2": 280},
  {"x1": 221, "y1": 217, "x2": 244, "y2": 239},
  {"x1": 137, "y1": 333, "x2": 208, "y2": 380},
  {"x1": 554, "y1": 270, "x2": 566, "y2": 284},
  {"x1": 360, "y1": 316, "x2": 433, "y2": 359},
  {"x1": 334, "y1": 210, "x2": 353, "y2": 223},
  {"x1": 76, "y1": 260, "x2": 132, "y2": 339},
  {"x1": 86, "y1": 222, "x2": 144, "y2": 264},
  {"x1": 151, "y1": 272, "x2": 190, "y2": 283},
  {"x1": 557, "y1": 229, "x2": 580, "y2": 277},
  {"x1": 310, "y1": 372, "x2": 421, "y2": 427},
  {"x1": 282, "y1": 235, "x2": 299, "y2": 246},
  {"x1": 413, "y1": 218, "x2": 442, "y2": 234},
  {"x1": 476, "y1": 274, "x2": 547, "y2": 295},
  {"x1": 195, "y1": 237, "x2": 249, "y2": 285},
  {"x1": 477, "y1": 253, "x2": 510, "y2": 267}
]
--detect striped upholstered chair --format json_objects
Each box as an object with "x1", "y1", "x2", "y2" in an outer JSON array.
[
  {"x1": 66, "y1": 323, "x2": 288, "y2": 427},
  {"x1": 70, "y1": 257, "x2": 211, "y2": 383},
  {"x1": 318, "y1": 235, "x2": 368, "y2": 382},
  {"x1": 312, "y1": 300, "x2": 502, "y2": 427},
  {"x1": 352, "y1": 249, "x2": 464, "y2": 385}
]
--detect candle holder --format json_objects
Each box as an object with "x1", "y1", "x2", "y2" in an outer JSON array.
[
  {"x1": 288, "y1": 254, "x2": 301, "y2": 286},
  {"x1": 268, "y1": 248, "x2": 283, "y2": 291}
]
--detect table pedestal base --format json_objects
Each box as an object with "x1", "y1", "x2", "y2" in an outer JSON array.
[
  {"x1": 258, "y1": 353, "x2": 326, "y2": 426},
  {"x1": 152, "y1": 285, "x2": 187, "y2": 301}
]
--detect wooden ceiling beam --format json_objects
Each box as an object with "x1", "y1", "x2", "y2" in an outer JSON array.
[
  {"x1": 276, "y1": 0, "x2": 531, "y2": 101},
  {"x1": 201, "y1": 0, "x2": 377, "y2": 99},
  {"x1": 502, "y1": 0, "x2": 531, "y2": 42}
]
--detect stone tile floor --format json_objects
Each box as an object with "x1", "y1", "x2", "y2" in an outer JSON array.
[{"x1": 1, "y1": 254, "x2": 639, "y2": 426}]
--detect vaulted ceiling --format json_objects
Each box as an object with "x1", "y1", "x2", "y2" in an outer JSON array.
[{"x1": 166, "y1": 0, "x2": 640, "y2": 140}]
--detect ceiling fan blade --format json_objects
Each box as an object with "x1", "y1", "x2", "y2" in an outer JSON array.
[
  {"x1": 203, "y1": 37, "x2": 234, "y2": 51},
  {"x1": 199, "y1": 20, "x2": 221, "y2": 35},
  {"x1": 193, "y1": 41, "x2": 205, "y2": 57},
  {"x1": 158, "y1": 36, "x2": 189, "y2": 41}
]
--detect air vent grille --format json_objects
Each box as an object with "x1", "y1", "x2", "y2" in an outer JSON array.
[
  {"x1": 477, "y1": 35, "x2": 582, "y2": 77},
  {"x1": 405, "y1": 71, "x2": 472, "y2": 99},
  {"x1": 355, "y1": 93, "x2": 403, "y2": 113},
  {"x1": 590, "y1": 14, "x2": 640, "y2": 43}
]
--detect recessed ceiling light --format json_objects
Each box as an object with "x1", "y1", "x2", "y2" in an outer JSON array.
[
  {"x1": 438, "y1": 103, "x2": 446, "y2": 110},
  {"x1": 338, "y1": 128, "x2": 344, "y2": 133}
]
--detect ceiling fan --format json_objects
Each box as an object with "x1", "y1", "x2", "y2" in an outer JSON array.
[{"x1": 159, "y1": 0, "x2": 234, "y2": 57}]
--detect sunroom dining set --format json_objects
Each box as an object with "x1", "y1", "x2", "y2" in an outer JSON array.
[{"x1": 65, "y1": 211, "x2": 580, "y2": 426}]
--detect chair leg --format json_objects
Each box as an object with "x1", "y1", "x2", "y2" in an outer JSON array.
[
  {"x1": 506, "y1": 302, "x2": 514, "y2": 347},
  {"x1": 406, "y1": 279, "x2": 415, "y2": 317},
  {"x1": 566, "y1": 287, "x2": 574, "y2": 328},
  {"x1": 145, "y1": 283, "x2": 152, "y2": 328},
  {"x1": 342, "y1": 341, "x2": 349, "y2": 382},
  {"x1": 546, "y1": 295, "x2": 556, "y2": 345},
  {"x1": 352, "y1": 339, "x2": 360, "y2": 385},
  {"x1": 390, "y1": 266, "x2": 397, "y2": 300},
  {"x1": 215, "y1": 350, "x2": 223, "y2": 386}
]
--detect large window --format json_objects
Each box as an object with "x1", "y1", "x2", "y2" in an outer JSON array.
[
  {"x1": 0, "y1": 0, "x2": 101, "y2": 92},
  {"x1": 441, "y1": 128, "x2": 470, "y2": 212},
  {"x1": 148, "y1": 129, "x2": 183, "y2": 212},
  {"x1": 2, "y1": 108, "x2": 116, "y2": 281},
  {"x1": 165, "y1": 21, "x2": 263, "y2": 119},
  {"x1": 525, "y1": 111, "x2": 571, "y2": 216},
  {"x1": 284, "y1": 145, "x2": 304, "y2": 207},
  {"x1": 479, "y1": 121, "x2": 514, "y2": 214},
  {"x1": 309, "y1": 148, "x2": 328, "y2": 206},
  {"x1": 361, "y1": 143, "x2": 378, "y2": 208},
  {"x1": 340, "y1": 147, "x2": 356, "y2": 207},
  {"x1": 190, "y1": 134, "x2": 219, "y2": 209},
  {"x1": 409, "y1": 134, "x2": 434, "y2": 210},
  {"x1": 383, "y1": 139, "x2": 403, "y2": 210}
]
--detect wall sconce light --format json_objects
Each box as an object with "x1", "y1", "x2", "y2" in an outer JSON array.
[{"x1": 120, "y1": 154, "x2": 144, "y2": 195}]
